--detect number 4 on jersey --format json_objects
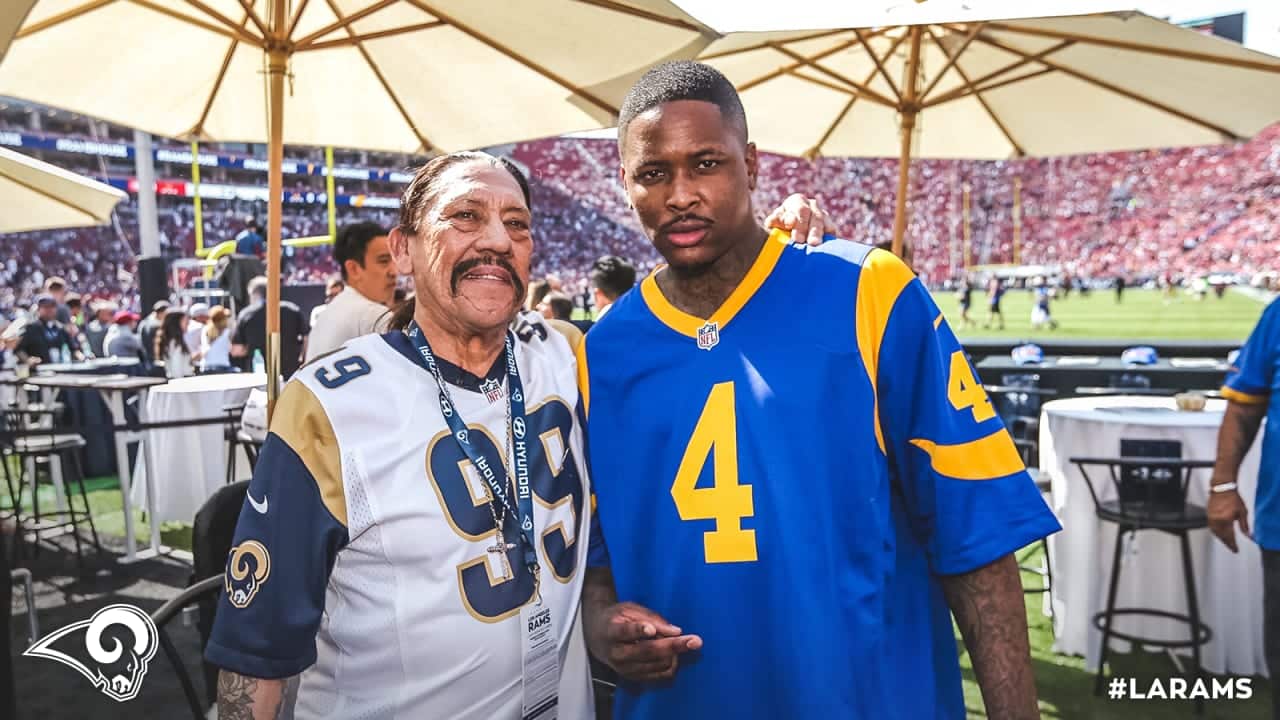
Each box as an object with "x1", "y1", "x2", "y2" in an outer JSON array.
[
  {"x1": 947, "y1": 351, "x2": 995, "y2": 423},
  {"x1": 671, "y1": 381, "x2": 757, "y2": 564}
]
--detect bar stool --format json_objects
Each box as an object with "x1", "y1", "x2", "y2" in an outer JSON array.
[
  {"x1": 222, "y1": 403, "x2": 259, "y2": 484},
  {"x1": 1071, "y1": 453, "x2": 1215, "y2": 716},
  {"x1": 0, "y1": 407, "x2": 103, "y2": 570},
  {"x1": 1013, "y1": 438, "x2": 1054, "y2": 626}
]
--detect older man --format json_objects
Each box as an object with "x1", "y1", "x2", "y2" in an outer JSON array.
[{"x1": 207, "y1": 152, "x2": 594, "y2": 720}]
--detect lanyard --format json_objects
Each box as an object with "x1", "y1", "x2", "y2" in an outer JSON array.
[{"x1": 406, "y1": 321, "x2": 538, "y2": 575}]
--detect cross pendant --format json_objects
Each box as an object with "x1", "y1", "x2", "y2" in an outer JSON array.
[{"x1": 487, "y1": 541, "x2": 516, "y2": 555}]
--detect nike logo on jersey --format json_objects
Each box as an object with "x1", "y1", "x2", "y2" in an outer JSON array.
[{"x1": 247, "y1": 492, "x2": 269, "y2": 514}]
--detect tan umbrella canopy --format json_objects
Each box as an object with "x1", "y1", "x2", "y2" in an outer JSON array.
[
  {"x1": 0, "y1": 0, "x2": 713, "y2": 408},
  {"x1": 696, "y1": 11, "x2": 1280, "y2": 255},
  {"x1": 0, "y1": 145, "x2": 126, "y2": 233}
]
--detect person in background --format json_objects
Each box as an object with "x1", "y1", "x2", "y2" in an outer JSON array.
[
  {"x1": 156, "y1": 308, "x2": 194, "y2": 379},
  {"x1": 186, "y1": 303, "x2": 211, "y2": 355},
  {"x1": 957, "y1": 276, "x2": 975, "y2": 329},
  {"x1": 231, "y1": 276, "x2": 309, "y2": 379},
  {"x1": 305, "y1": 221, "x2": 396, "y2": 362},
  {"x1": 309, "y1": 277, "x2": 345, "y2": 328},
  {"x1": 1114, "y1": 274, "x2": 1126, "y2": 303},
  {"x1": 1030, "y1": 285, "x2": 1058, "y2": 330},
  {"x1": 43, "y1": 276, "x2": 72, "y2": 324},
  {"x1": 590, "y1": 255, "x2": 637, "y2": 321},
  {"x1": 1210, "y1": 298, "x2": 1280, "y2": 720},
  {"x1": 984, "y1": 275, "x2": 1005, "y2": 330},
  {"x1": 534, "y1": 290, "x2": 584, "y2": 348},
  {"x1": 137, "y1": 300, "x2": 169, "y2": 366},
  {"x1": 201, "y1": 306, "x2": 234, "y2": 373},
  {"x1": 16, "y1": 295, "x2": 79, "y2": 365},
  {"x1": 84, "y1": 301, "x2": 117, "y2": 358},
  {"x1": 235, "y1": 217, "x2": 266, "y2": 257},
  {"x1": 104, "y1": 310, "x2": 144, "y2": 362},
  {"x1": 539, "y1": 291, "x2": 575, "y2": 323}
]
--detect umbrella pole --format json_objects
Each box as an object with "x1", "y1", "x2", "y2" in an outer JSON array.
[
  {"x1": 264, "y1": 5, "x2": 288, "y2": 419},
  {"x1": 891, "y1": 25, "x2": 923, "y2": 260}
]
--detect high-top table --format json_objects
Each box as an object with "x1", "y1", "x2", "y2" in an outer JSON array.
[
  {"x1": 1040, "y1": 394, "x2": 1266, "y2": 676},
  {"x1": 23, "y1": 373, "x2": 170, "y2": 562}
]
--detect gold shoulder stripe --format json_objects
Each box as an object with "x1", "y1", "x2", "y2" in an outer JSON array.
[
  {"x1": 271, "y1": 381, "x2": 348, "y2": 527},
  {"x1": 1220, "y1": 385, "x2": 1267, "y2": 405},
  {"x1": 575, "y1": 332, "x2": 590, "y2": 418},
  {"x1": 909, "y1": 430, "x2": 1026, "y2": 481},
  {"x1": 854, "y1": 249, "x2": 916, "y2": 455}
]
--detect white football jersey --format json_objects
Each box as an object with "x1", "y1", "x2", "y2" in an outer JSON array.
[{"x1": 207, "y1": 312, "x2": 594, "y2": 720}]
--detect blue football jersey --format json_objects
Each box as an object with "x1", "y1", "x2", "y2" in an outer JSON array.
[
  {"x1": 1221, "y1": 299, "x2": 1280, "y2": 551},
  {"x1": 580, "y1": 231, "x2": 1060, "y2": 719}
]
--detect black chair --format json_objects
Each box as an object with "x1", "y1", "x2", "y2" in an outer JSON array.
[
  {"x1": 986, "y1": 374, "x2": 1056, "y2": 450},
  {"x1": 1070, "y1": 448, "x2": 1215, "y2": 715},
  {"x1": 1013, "y1": 438, "x2": 1054, "y2": 623},
  {"x1": 0, "y1": 406, "x2": 102, "y2": 569},
  {"x1": 222, "y1": 403, "x2": 259, "y2": 484},
  {"x1": 150, "y1": 575, "x2": 223, "y2": 720},
  {"x1": 192, "y1": 480, "x2": 248, "y2": 708}
]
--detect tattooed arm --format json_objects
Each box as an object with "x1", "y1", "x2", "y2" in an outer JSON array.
[
  {"x1": 217, "y1": 670, "x2": 285, "y2": 720},
  {"x1": 1208, "y1": 399, "x2": 1266, "y2": 551},
  {"x1": 940, "y1": 554, "x2": 1040, "y2": 720}
]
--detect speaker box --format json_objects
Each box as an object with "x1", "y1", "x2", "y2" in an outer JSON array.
[{"x1": 137, "y1": 256, "x2": 169, "y2": 314}]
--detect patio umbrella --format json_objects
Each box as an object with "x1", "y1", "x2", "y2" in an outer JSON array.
[
  {"x1": 0, "y1": 0, "x2": 713, "y2": 409},
  {"x1": 695, "y1": 11, "x2": 1280, "y2": 256},
  {"x1": 0, "y1": 145, "x2": 126, "y2": 233}
]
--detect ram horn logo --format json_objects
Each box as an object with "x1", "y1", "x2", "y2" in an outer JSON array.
[
  {"x1": 25, "y1": 604, "x2": 158, "y2": 702},
  {"x1": 226, "y1": 540, "x2": 272, "y2": 609}
]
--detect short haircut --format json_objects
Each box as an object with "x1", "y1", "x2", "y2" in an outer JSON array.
[
  {"x1": 334, "y1": 221, "x2": 388, "y2": 280},
  {"x1": 618, "y1": 61, "x2": 747, "y2": 146},
  {"x1": 247, "y1": 276, "x2": 268, "y2": 300},
  {"x1": 544, "y1": 291, "x2": 574, "y2": 321},
  {"x1": 44, "y1": 276, "x2": 67, "y2": 292},
  {"x1": 65, "y1": 293, "x2": 82, "y2": 308},
  {"x1": 590, "y1": 256, "x2": 637, "y2": 302}
]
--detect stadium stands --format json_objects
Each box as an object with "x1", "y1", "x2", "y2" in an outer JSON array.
[{"x1": 1, "y1": 104, "x2": 1277, "y2": 312}]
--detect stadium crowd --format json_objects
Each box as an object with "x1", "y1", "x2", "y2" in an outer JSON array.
[{"x1": 0, "y1": 124, "x2": 1276, "y2": 315}]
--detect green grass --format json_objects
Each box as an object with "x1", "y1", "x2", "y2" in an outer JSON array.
[
  {"x1": 6, "y1": 471, "x2": 193, "y2": 551},
  {"x1": 958, "y1": 544, "x2": 1273, "y2": 719},
  {"x1": 936, "y1": 287, "x2": 1266, "y2": 341}
]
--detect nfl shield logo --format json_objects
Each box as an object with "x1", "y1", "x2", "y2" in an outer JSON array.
[
  {"x1": 480, "y1": 378, "x2": 504, "y2": 404},
  {"x1": 696, "y1": 321, "x2": 720, "y2": 351}
]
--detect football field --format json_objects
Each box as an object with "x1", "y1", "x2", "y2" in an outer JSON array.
[{"x1": 935, "y1": 287, "x2": 1268, "y2": 342}]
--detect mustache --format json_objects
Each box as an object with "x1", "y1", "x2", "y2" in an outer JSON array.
[
  {"x1": 450, "y1": 255, "x2": 525, "y2": 298},
  {"x1": 660, "y1": 213, "x2": 714, "y2": 232}
]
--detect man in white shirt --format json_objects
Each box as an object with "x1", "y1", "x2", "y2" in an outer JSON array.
[
  {"x1": 185, "y1": 303, "x2": 210, "y2": 355},
  {"x1": 305, "y1": 222, "x2": 398, "y2": 361},
  {"x1": 589, "y1": 255, "x2": 636, "y2": 321}
]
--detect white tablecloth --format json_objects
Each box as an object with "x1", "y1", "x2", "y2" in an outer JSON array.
[
  {"x1": 132, "y1": 373, "x2": 266, "y2": 523},
  {"x1": 1041, "y1": 395, "x2": 1267, "y2": 676}
]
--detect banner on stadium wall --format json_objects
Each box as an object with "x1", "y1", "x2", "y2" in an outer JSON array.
[
  {"x1": 0, "y1": 130, "x2": 414, "y2": 183},
  {"x1": 106, "y1": 176, "x2": 399, "y2": 208}
]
